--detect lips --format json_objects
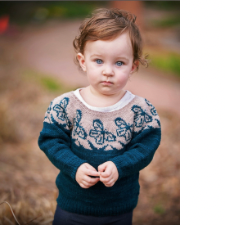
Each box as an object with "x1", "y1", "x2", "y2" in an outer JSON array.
[{"x1": 101, "y1": 81, "x2": 113, "y2": 85}]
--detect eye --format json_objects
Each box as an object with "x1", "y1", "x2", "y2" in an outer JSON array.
[
  {"x1": 96, "y1": 59, "x2": 103, "y2": 64},
  {"x1": 116, "y1": 61, "x2": 123, "y2": 66}
]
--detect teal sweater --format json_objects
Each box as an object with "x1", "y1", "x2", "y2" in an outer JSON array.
[{"x1": 38, "y1": 91, "x2": 161, "y2": 216}]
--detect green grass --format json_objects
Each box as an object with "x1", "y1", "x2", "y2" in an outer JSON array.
[
  {"x1": 39, "y1": 76, "x2": 62, "y2": 92},
  {"x1": 148, "y1": 53, "x2": 180, "y2": 77},
  {"x1": 45, "y1": 2, "x2": 100, "y2": 19},
  {"x1": 154, "y1": 204, "x2": 165, "y2": 215},
  {"x1": 151, "y1": 16, "x2": 180, "y2": 28},
  {"x1": 23, "y1": 70, "x2": 77, "y2": 93}
]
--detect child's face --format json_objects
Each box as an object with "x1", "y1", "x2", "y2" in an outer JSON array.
[{"x1": 77, "y1": 32, "x2": 137, "y2": 96}]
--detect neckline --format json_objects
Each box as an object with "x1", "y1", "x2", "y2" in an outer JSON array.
[{"x1": 73, "y1": 88, "x2": 135, "y2": 112}]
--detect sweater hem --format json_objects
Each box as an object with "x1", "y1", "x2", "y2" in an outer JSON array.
[{"x1": 56, "y1": 193, "x2": 138, "y2": 217}]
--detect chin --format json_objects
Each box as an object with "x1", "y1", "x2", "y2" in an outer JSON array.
[{"x1": 100, "y1": 89, "x2": 116, "y2": 96}]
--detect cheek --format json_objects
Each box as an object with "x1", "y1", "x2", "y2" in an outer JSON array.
[
  {"x1": 86, "y1": 69, "x2": 100, "y2": 83},
  {"x1": 87, "y1": 64, "x2": 101, "y2": 74},
  {"x1": 116, "y1": 73, "x2": 130, "y2": 86}
]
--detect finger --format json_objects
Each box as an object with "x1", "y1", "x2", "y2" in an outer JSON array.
[
  {"x1": 79, "y1": 181, "x2": 89, "y2": 189},
  {"x1": 79, "y1": 183, "x2": 86, "y2": 189},
  {"x1": 104, "y1": 180, "x2": 114, "y2": 187},
  {"x1": 88, "y1": 169, "x2": 100, "y2": 177},
  {"x1": 85, "y1": 176, "x2": 99, "y2": 184},
  {"x1": 100, "y1": 171, "x2": 111, "y2": 178},
  {"x1": 88, "y1": 177, "x2": 100, "y2": 185},
  {"x1": 86, "y1": 163, "x2": 96, "y2": 170},
  {"x1": 83, "y1": 164, "x2": 100, "y2": 177},
  {"x1": 105, "y1": 183, "x2": 114, "y2": 187},
  {"x1": 81, "y1": 178, "x2": 99, "y2": 189},
  {"x1": 100, "y1": 176, "x2": 111, "y2": 184},
  {"x1": 101, "y1": 163, "x2": 114, "y2": 177},
  {"x1": 83, "y1": 178, "x2": 99, "y2": 187},
  {"x1": 100, "y1": 167, "x2": 112, "y2": 178},
  {"x1": 98, "y1": 163, "x2": 107, "y2": 173},
  {"x1": 85, "y1": 163, "x2": 97, "y2": 171}
]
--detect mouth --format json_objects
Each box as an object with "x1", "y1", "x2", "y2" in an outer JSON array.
[{"x1": 101, "y1": 81, "x2": 113, "y2": 85}]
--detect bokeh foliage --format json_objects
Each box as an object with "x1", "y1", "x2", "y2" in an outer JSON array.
[
  {"x1": 149, "y1": 53, "x2": 180, "y2": 76},
  {"x1": 0, "y1": 1, "x2": 108, "y2": 25}
]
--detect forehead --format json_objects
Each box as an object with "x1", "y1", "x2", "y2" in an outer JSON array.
[{"x1": 84, "y1": 32, "x2": 133, "y2": 57}]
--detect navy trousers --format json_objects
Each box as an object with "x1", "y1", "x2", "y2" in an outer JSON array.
[{"x1": 53, "y1": 205, "x2": 133, "y2": 225}]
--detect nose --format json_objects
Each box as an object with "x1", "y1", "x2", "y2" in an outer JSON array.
[{"x1": 102, "y1": 64, "x2": 114, "y2": 76}]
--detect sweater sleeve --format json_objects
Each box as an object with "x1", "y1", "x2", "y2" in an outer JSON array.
[
  {"x1": 38, "y1": 96, "x2": 87, "y2": 181},
  {"x1": 111, "y1": 99, "x2": 161, "y2": 179}
]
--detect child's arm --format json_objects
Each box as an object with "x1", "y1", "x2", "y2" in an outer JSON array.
[
  {"x1": 99, "y1": 102, "x2": 161, "y2": 186},
  {"x1": 38, "y1": 97, "x2": 88, "y2": 183},
  {"x1": 109, "y1": 102, "x2": 161, "y2": 181},
  {"x1": 110, "y1": 127, "x2": 161, "y2": 180},
  {"x1": 98, "y1": 126, "x2": 160, "y2": 187},
  {"x1": 98, "y1": 125, "x2": 160, "y2": 187}
]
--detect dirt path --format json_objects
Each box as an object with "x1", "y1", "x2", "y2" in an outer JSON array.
[{"x1": 17, "y1": 20, "x2": 180, "y2": 115}]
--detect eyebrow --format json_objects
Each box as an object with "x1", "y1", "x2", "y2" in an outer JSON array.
[
  {"x1": 90, "y1": 54, "x2": 102, "y2": 58},
  {"x1": 90, "y1": 54, "x2": 129, "y2": 61},
  {"x1": 116, "y1": 57, "x2": 129, "y2": 61}
]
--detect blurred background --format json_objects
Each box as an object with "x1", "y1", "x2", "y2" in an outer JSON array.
[{"x1": 0, "y1": 1, "x2": 180, "y2": 225}]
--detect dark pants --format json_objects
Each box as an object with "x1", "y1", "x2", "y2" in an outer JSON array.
[{"x1": 53, "y1": 205, "x2": 133, "y2": 225}]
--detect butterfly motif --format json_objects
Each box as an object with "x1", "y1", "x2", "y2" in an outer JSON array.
[
  {"x1": 145, "y1": 99, "x2": 157, "y2": 116},
  {"x1": 73, "y1": 110, "x2": 87, "y2": 140},
  {"x1": 53, "y1": 97, "x2": 69, "y2": 121},
  {"x1": 89, "y1": 119, "x2": 116, "y2": 145},
  {"x1": 115, "y1": 118, "x2": 132, "y2": 141},
  {"x1": 88, "y1": 140, "x2": 109, "y2": 151},
  {"x1": 155, "y1": 118, "x2": 161, "y2": 127},
  {"x1": 131, "y1": 105, "x2": 152, "y2": 127},
  {"x1": 44, "y1": 101, "x2": 53, "y2": 119}
]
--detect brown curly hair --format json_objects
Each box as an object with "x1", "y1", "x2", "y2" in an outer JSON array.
[{"x1": 73, "y1": 8, "x2": 148, "y2": 70}]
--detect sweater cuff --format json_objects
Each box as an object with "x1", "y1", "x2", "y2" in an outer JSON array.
[
  {"x1": 70, "y1": 159, "x2": 87, "y2": 181},
  {"x1": 110, "y1": 158, "x2": 127, "y2": 179}
]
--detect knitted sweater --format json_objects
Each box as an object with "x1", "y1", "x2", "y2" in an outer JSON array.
[{"x1": 38, "y1": 91, "x2": 161, "y2": 217}]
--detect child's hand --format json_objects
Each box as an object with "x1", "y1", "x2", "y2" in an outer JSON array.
[
  {"x1": 76, "y1": 163, "x2": 100, "y2": 189},
  {"x1": 98, "y1": 161, "x2": 119, "y2": 187}
]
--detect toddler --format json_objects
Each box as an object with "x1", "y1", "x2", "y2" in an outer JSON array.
[{"x1": 38, "y1": 8, "x2": 161, "y2": 225}]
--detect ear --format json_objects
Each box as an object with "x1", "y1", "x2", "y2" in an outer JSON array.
[
  {"x1": 130, "y1": 60, "x2": 139, "y2": 74},
  {"x1": 77, "y1": 53, "x2": 86, "y2": 71}
]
